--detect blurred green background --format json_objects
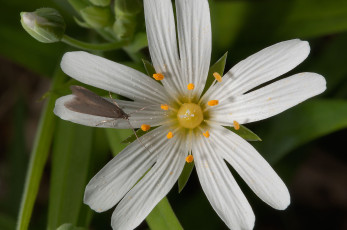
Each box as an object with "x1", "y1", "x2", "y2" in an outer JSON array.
[{"x1": 1, "y1": 0, "x2": 347, "y2": 229}]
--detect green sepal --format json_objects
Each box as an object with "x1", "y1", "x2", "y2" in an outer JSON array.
[
  {"x1": 178, "y1": 162, "x2": 195, "y2": 193},
  {"x1": 225, "y1": 125, "x2": 262, "y2": 141},
  {"x1": 202, "y1": 52, "x2": 228, "y2": 95},
  {"x1": 142, "y1": 59, "x2": 156, "y2": 78}
]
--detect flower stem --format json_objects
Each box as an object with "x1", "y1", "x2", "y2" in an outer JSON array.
[
  {"x1": 62, "y1": 35, "x2": 127, "y2": 51},
  {"x1": 16, "y1": 68, "x2": 66, "y2": 230}
]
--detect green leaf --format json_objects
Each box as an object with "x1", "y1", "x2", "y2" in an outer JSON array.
[
  {"x1": 47, "y1": 121, "x2": 93, "y2": 230},
  {"x1": 275, "y1": 0, "x2": 347, "y2": 39},
  {"x1": 16, "y1": 69, "x2": 66, "y2": 230},
  {"x1": 146, "y1": 197, "x2": 183, "y2": 230},
  {"x1": 120, "y1": 127, "x2": 156, "y2": 144},
  {"x1": 106, "y1": 129, "x2": 133, "y2": 156},
  {"x1": 178, "y1": 162, "x2": 195, "y2": 193},
  {"x1": 257, "y1": 99, "x2": 347, "y2": 164},
  {"x1": 202, "y1": 52, "x2": 228, "y2": 95},
  {"x1": 225, "y1": 124, "x2": 262, "y2": 142},
  {"x1": 56, "y1": 223, "x2": 86, "y2": 230},
  {"x1": 142, "y1": 59, "x2": 156, "y2": 78}
]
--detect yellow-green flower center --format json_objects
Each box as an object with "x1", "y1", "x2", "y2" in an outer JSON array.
[{"x1": 177, "y1": 103, "x2": 203, "y2": 129}]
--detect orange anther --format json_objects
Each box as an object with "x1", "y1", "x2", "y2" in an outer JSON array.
[
  {"x1": 185, "y1": 155, "x2": 194, "y2": 163},
  {"x1": 207, "y1": 100, "x2": 219, "y2": 106},
  {"x1": 167, "y1": 131, "x2": 173, "y2": 139},
  {"x1": 233, "y1": 121, "x2": 240, "y2": 130},
  {"x1": 187, "y1": 83, "x2": 195, "y2": 90},
  {"x1": 141, "y1": 124, "x2": 150, "y2": 131},
  {"x1": 161, "y1": 104, "x2": 169, "y2": 110},
  {"x1": 213, "y1": 72, "x2": 222, "y2": 82},
  {"x1": 153, "y1": 73, "x2": 164, "y2": 81},
  {"x1": 203, "y1": 131, "x2": 210, "y2": 138}
]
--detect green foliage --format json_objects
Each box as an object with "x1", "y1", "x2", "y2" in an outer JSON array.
[
  {"x1": 202, "y1": 52, "x2": 228, "y2": 95},
  {"x1": 16, "y1": 69, "x2": 66, "y2": 230},
  {"x1": 47, "y1": 121, "x2": 93, "y2": 230},
  {"x1": 146, "y1": 197, "x2": 183, "y2": 230},
  {"x1": 177, "y1": 162, "x2": 195, "y2": 193},
  {"x1": 106, "y1": 129, "x2": 133, "y2": 156},
  {"x1": 56, "y1": 223, "x2": 86, "y2": 230},
  {"x1": 256, "y1": 99, "x2": 347, "y2": 164},
  {"x1": 225, "y1": 125, "x2": 262, "y2": 142}
]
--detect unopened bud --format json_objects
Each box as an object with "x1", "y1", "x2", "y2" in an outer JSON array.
[
  {"x1": 80, "y1": 6, "x2": 113, "y2": 29},
  {"x1": 20, "y1": 8, "x2": 65, "y2": 43}
]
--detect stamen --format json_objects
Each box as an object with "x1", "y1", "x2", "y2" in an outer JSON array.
[
  {"x1": 233, "y1": 120, "x2": 240, "y2": 130},
  {"x1": 153, "y1": 73, "x2": 164, "y2": 81},
  {"x1": 203, "y1": 130, "x2": 210, "y2": 138},
  {"x1": 167, "y1": 131, "x2": 173, "y2": 139},
  {"x1": 161, "y1": 104, "x2": 169, "y2": 110},
  {"x1": 185, "y1": 155, "x2": 194, "y2": 163},
  {"x1": 187, "y1": 83, "x2": 195, "y2": 90},
  {"x1": 213, "y1": 72, "x2": 222, "y2": 82},
  {"x1": 207, "y1": 100, "x2": 219, "y2": 106},
  {"x1": 141, "y1": 124, "x2": 150, "y2": 131}
]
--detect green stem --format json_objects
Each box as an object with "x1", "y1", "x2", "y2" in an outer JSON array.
[
  {"x1": 16, "y1": 69, "x2": 66, "y2": 230},
  {"x1": 62, "y1": 35, "x2": 127, "y2": 51}
]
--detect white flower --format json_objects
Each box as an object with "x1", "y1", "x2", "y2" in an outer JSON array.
[{"x1": 54, "y1": 0, "x2": 326, "y2": 229}]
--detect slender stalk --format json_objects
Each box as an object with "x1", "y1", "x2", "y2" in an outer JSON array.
[
  {"x1": 16, "y1": 69, "x2": 66, "y2": 230},
  {"x1": 62, "y1": 35, "x2": 127, "y2": 51}
]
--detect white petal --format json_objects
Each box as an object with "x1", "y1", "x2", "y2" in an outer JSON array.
[
  {"x1": 209, "y1": 73, "x2": 326, "y2": 126},
  {"x1": 111, "y1": 134, "x2": 186, "y2": 230},
  {"x1": 210, "y1": 126, "x2": 290, "y2": 210},
  {"x1": 54, "y1": 95, "x2": 167, "y2": 128},
  {"x1": 193, "y1": 135, "x2": 255, "y2": 230},
  {"x1": 84, "y1": 126, "x2": 170, "y2": 212},
  {"x1": 60, "y1": 51, "x2": 168, "y2": 104},
  {"x1": 204, "y1": 39, "x2": 310, "y2": 101},
  {"x1": 144, "y1": 0, "x2": 183, "y2": 98},
  {"x1": 176, "y1": 0, "x2": 212, "y2": 98}
]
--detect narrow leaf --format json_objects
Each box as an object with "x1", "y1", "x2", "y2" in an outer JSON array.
[
  {"x1": 146, "y1": 197, "x2": 183, "y2": 230},
  {"x1": 178, "y1": 162, "x2": 195, "y2": 193},
  {"x1": 16, "y1": 69, "x2": 66, "y2": 230},
  {"x1": 56, "y1": 223, "x2": 86, "y2": 230},
  {"x1": 47, "y1": 121, "x2": 93, "y2": 230},
  {"x1": 225, "y1": 124, "x2": 262, "y2": 141},
  {"x1": 256, "y1": 99, "x2": 347, "y2": 164},
  {"x1": 202, "y1": 52, "x2": 228, "y2": 95}
]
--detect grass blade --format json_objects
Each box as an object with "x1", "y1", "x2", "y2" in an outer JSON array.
[{"x1": 16, "y1": 69, "x2": 66, "y2": 230}]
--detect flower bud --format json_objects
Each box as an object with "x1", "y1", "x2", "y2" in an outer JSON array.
[
  {"x1": 20, "y1": 8, "x2": 65, "y2": 43},
  {"x1": 80, "y1": 6, "x2": 113, "y2": 29},
  {"x1": 89, "y1": 0, "x2": 110, "y2": 7},
  {"x1": 115, "y1": 0, "x2": 142, "y2": 15}
]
